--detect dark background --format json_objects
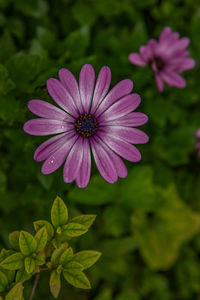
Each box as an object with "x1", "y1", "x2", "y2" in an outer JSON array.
[{"x1": 0, "y1": 0, "x2": 200, "y2": 299}]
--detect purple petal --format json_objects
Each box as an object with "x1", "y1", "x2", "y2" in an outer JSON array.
[
  {"x1": 91, "y1": 136, "x2": 118, "y2": 183},
  {"x1": 161, "y1": 72, "x2": 186, "y2": 88},
  {"x1": 196, "y1": 129, "x2": 200, "y2": 140},
  {"x1": 79, "y1": 64, "x2": 95, "y2": 113},
  {"x1": 90, "y1": 66, "x2": 111, "y2": 114},
  {"x1": 76, "y1": 139, "x2": 91, "y2": 188},
  {"x1": 96, "y1": 79, "x2": 133, "y2": 117},
  {"x1": 128, "y1": 53, "x2": 147, "y2": 66},
  {"x1": 159, "y1": 27, "x2": 172, "y2": 43},
  {"x1": 28, "y1": 100, "x2": 73, "y2": 121},
  {"x1": 98, "y1": 132, "x2": 141, "y2": 162},
  {"x1": 63, "y1": 137, "x2": 84, "y2": 183},
  {"x1": 41, "y1": 135, "x2": 78, "y2": 175},
  {"x1": 139, "y1": 45, "x2": 152, "y2": 61},
  {"x1": 47, "y1": 78, "x2": 78, "y2": 117},
  {"x1": 59, "y1": 68, "x2": 84, "y2": 114},
  {"x1": 102, "y1": 112, "x2": 148, "y2": 127},
  {"x1": 171, "y1": 58, "x2": 195, "y2": 72},
  {"x1": 99, "y1": 93, "x2": 141, "y2": 123},
  {"x1": 34, "y1": 132, "x2": 71, "y2": 162},
  {"x1": 155, "y1": 74, "x2": 164, "y2": 92},
  {"x1": 94, "y1": 136, "x2": 127, "y2": 179},
  {"x1": 23, "y1": 119, "x2": 73, "y2": 136},
  {"x1": 101, "y1": 126, "x2": 149, "y2": 144}
]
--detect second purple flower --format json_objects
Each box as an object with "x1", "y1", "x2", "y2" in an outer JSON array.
[
  {"x1": 24, "y1": 64, "x2": 149, "y2": 188},
  {"x1": 129, "y1": 26, "x2": 195, "y2": 92}
]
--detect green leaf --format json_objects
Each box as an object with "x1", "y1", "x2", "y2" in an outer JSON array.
[
  {"x1": 73, "y1": 250, "x2": 101, "y2": 270},
  {"x1": 62, "y1": 223, "x2": 88, "y2": 237},
  {"x1": 16, "y1": 268, "x2": 32, "y2": 283},
  {"x1": 70, "y1": 215, "x2": 96, "y2": 230},
  {"x1": 49, "y1": 270, "x2": 61, "y2": 299},
  {"x1": 63, "y1": 270, "x2": 91, "y2": 289},
  {"x1": 35, "y1": 226, "x2": 47, "y2": 253},
  {"x1": 59, "y1": 247, "x2": 73, "y2": 265},
  {"x1": 51, "y1": 243, "x2": 68, "y2": 266},
  {"x1": 5, "y1": 282, "x2": 24, "y2": 300},
  {"x1": 64, "y1": 261, "x2": 84, "y2": 272},
  {"x1": 0, "y1": 253, "x2": 24, "y2": 270},
  {"x1": 19, "y1": 231, "x2": 37, "y2": 256},
  {"x1": 34, "y1": 256, "x2": 45, "y2": 266},
  {"x1": 34, "y1": 220, "x2": 54, "y2": 241},
  {"x1": 0, "y1": 64, "x2": 15, "y2": 95},
  {"x1": 51, "y1": 196, "x2": 68, "y2": 228},
  {"x1": 0, "y1": 270, "x2": 8, "y2": 292},
  {"x1": 9, "y1": 231, "x2": 20, "y2": 251},
  {"x1": 24, "y1": 257, "x2": 35, "y2": 274}
]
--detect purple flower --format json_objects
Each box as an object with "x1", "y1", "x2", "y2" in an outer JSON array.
[
  {"x1": 129, "y1": 26, "x2": 195, "y2": 92},
  {"x1": 23, "y1": 64, "x2": 149, "y2": 188},
  {"x1": 195, "y1": 129, "x2": 200, "y2": 156}
]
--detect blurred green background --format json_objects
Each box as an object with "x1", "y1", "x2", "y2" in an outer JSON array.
[{"x1": 0, "y1": 0, "x2": 200, "y2": 299}]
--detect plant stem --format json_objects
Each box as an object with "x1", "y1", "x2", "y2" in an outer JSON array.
[{"x1": 29, "y1": 273, "x2": 40, "y2": 300}]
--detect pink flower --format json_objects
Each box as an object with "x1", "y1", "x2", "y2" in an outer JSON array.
[
  {"x1": 195, "y1": 129, "x2": 200, "y2": 156},
  {"x1": 23, "y1": 64, "x2": 149, "y2": 188},
  {"x1": 129, "y1": 26, "x2": 195, "y2": 92}
]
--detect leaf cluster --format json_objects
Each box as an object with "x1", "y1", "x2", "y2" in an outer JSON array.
[{"x1": 0, "y1": 197, "x2": 101, "y2": 299}]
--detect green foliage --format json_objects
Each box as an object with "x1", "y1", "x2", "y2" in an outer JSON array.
[
  {"x1": 0, "y1": 197, "x2": 100, "y2": 299},
  {"x1": 0, "y1": 0, "x2": 200, "y2": 299}
]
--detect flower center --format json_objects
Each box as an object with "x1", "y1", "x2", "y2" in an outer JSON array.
[
  {"x1": 155, "y1": 57, "x2": 164, "y2": 70},
  {"x1": 75, "y1": 114, "x2": 98, "y2": 138}
]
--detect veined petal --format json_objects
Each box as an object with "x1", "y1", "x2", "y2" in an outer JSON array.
[
  {"x1": 90, "y1": 66, "x2": 111, "y2": 114},
  {"x1": 63, "y1": 137, "x2": 84, "y2": 183},
  {"x1": 96, "y1": 137, "x2": 127, "y2": 178},
  {"x1": 98, "y1": 93, "x2": 141, "y2": 122},
  {"x1": 23, "y1": 119, "x2": 73, "y2": 136},
  {"x1": 91, "y1": 136, "x2": 118, "y2": 183},
  {"x1": 98, "y1": 132, "x2": 141, "y2": 162},
  {"x1": 79, "y1": 64, "x2": 95, "y2": 113},
  {"x1": 100, "y1": 126, "x2": 149, "y2": 144},
  {"x1": 28, "y1": 100, "x2": 73, "y2": 121},
  {"x1": 34, "y1": 132, "x2": 71, "y2": 162},
  {"x1": 59, "y1": 68, "x2": 84, "y2": 114},
  {"x1": 102, "y1": 112, "x2": 148, "y2": 127},
  {"x1": 76, "y1": 139, "x2": 91, "y2": 188},
  {"x1": 96, "y1": 79, "x2": 133, "y2": 117},
  {"x1": 41, "y1": 135, "x2": 78, "y2": 174},
  {"x1": 47, "y1": 78, "x2": 78, "y2": 117},
  {"x1": 161, "y1": 71, "x2": 186, "y2": 88}
]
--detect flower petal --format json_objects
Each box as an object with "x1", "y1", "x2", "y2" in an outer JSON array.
[
  {"x1": 102, "y1": 112, "x2": 148, "y2": 127},
  {"x1": 63, "y1": 137, "x2": 84, "y2": 183},
  {"x1": 34, "y1": 132, "x2": 71, "y2": 162},
  {"x1": 101, "y1": 126, "x2": 149, "y2": 144},
  {"x1": 47, "y1": 78, "x2": 78, "y2": 117},
  {"x1": 41, "y1": 135, "x2": 78, "y2": 174},
  {"x1": 76, "y1": 139, "x2": 91, "y2": 188},
  {"x1": 99, "y1": 93, "x2": 141, "y2": 122},
  {"x1": 98, "y1": 132, "x2": 141, "y2": 162},
  {"x1": 98, "y1": 138, "x2": 127, "y2": 178},
  {"x1": 91, "y1": 136, "x2": 118, "y2": 183},
  {"x1": 91, "y1": 66, "x2": 111, "y2": 114},
  {"x1": 28, "y1": 100, "x2": 73, "y2": 121},
  {"x1": 155, "y1": 74, "x2": 164, "y2": 92},
  {"x1": 128, "y1": 53, "x2": 147, "y2": 66},
  {"x1": 23, "y1": 119, "x2": 73, "y2": 136},
  {"x1": 79, "y1": 64, "x2": 95, "y2": 113},
  {"x1": 59, "y1": 68, "x2": 84, "y2": 114},
  {"x1": 96, "y1": 79, "x2": 133, "y2": 117},
  {"x1": 159, "y1": 26, "x2": 172, "y2": 43},
  {"x1": 161, "y1": 72, "x2": 186, "y2": 88}
]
